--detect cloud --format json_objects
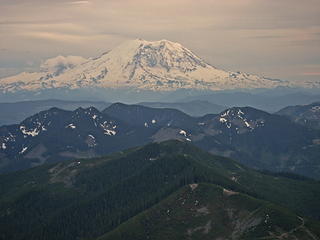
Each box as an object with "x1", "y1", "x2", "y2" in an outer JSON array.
[
  {"x1": 40, "y1": 55, "x2": 87, "y2": 75},
  {"x1": 20, "y1": 31, "x2": 92, "y2": 43},
  {"x1": 250, "y1": 35, "x2": 284, "y2": 39},
  {"x1": 66, "y1": 1, "x2": 90, "y2": 5},
  {"x1": 0, "y1": 19, "x2": 68, "y2": 25}
]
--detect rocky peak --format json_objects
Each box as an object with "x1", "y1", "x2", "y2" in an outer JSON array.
[{"x1": 217, "y1": 107, "x2": 267, "y2": 132}]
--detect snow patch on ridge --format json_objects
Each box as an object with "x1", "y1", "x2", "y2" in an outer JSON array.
[
  {"x1": 100, "y1": 121, "x2": 117, "y2": 136},
  {"x1": 179, "y1": 130, "x2": 187, "y2": 136},
  {"x1": 20, "y1": 147, "x2": 28, "y2": 154},
  {"x1": 218, "y1": 108, "x2": 265, "y2": 132},
  {"x1": 20, "y1": 125, "x2": 40, "y2": 137},
  {"x1": 66, "y1": 123, "x2": 76, "y2": 129},
  {"x1": 311, "y1": 106, "x2": 320, "y2": 112},
  {"x1": 1, "y1": 143, "x2": 6, "y2": 150}
]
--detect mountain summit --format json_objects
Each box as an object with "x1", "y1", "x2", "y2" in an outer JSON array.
[{"x1": 0, "y1": 39, "x2": 292, "y2": 92}]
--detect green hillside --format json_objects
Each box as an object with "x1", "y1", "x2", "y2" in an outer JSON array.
[
  {"x1": 0, "y1": 140, "x2": 319, "y2": 240},
  {"x1": 100, "y1": 183, "x2": 320, "y2": 240}
]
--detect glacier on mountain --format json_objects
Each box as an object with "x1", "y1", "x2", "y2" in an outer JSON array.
[{"x1": 0, "y1": 38, "x2": 314, "y2": 92}]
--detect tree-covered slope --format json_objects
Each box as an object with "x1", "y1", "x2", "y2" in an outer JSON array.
[
  {"x1": 0, "y1": 141, "x2": 320, "y2": 240},
  {"x1": 100, "y1": 183, "x2": 320, "y2": 240}
]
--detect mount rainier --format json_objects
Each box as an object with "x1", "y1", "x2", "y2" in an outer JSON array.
[{"x1": 0, "y1": 39, "x2": 303, "y2": 93}]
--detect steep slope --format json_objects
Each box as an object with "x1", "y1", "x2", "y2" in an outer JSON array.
[
  {"x1": 100, "y1": 183, "x2": 320, "y2": 240},
  {"x1": 0, "y1": 39, "x2": 289, "y2": 93},
  {"x1": 0, "y1": 141, "x2": 320, "y2": 240},
  {"x1": 277, "y1": 102, "x2": 320, "y2": 129},
  {"x1": 0, "y1": 99, "x2": 110, "y2": 126}
]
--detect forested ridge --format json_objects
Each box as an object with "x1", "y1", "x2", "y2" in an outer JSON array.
[{"x1": 0, "y1": 141, "x2": 320, "y2": 240}]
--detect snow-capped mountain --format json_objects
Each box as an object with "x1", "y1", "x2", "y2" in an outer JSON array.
[{"x1": 0, "y1": 39, "x2": 293, "y2": 92}]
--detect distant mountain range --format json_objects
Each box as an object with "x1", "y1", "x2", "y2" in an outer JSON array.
[
  {"x1": 0, "y1": 99, "x2": 224, "y2": 126},
  {"x1": 138, "y1": 100, "x2": 227, "y2": 116},
  {"x1": 277, "y1": 102, "x2": 320, "y2": 129},
  {"x1": 178, "y1": 91, "x2": 320, "y2": 112},
  {"x1": 1, "y1": 141, "x2": 319, "y2": 240},
  {"x1": 0, "y1": 99, "x2": 110, "y2": 126},
  {"x1": 0, "y1": 39, "x2": 317, "y2": 95},
  {"x1": 1, "y1": 103, "x2": 319, "y2": 179}
]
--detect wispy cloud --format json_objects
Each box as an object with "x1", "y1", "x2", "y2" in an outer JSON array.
[
  {"x1": 0, "y1": 19, "x2": 69, "y2": 25},
  {"x1": 250, "y1": 35, "x2": 284, "y2": 39},
  {"x1": 302, "y1": 72, "x2": 320, "y2": 76},
  {"x1": 66, "y1": 1, "x2": 90, "y2": 5}
]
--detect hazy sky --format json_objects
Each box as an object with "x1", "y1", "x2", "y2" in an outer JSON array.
[{"x1": 0, "y1": 0, "x2": 319, "y2": 82}]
